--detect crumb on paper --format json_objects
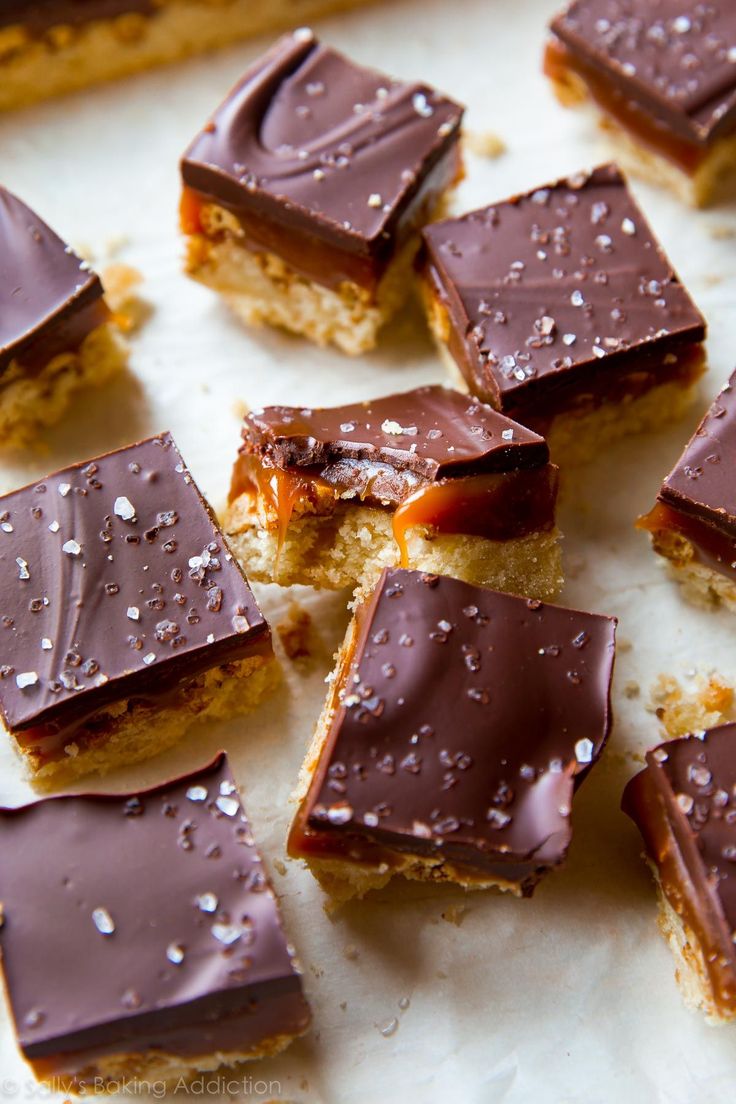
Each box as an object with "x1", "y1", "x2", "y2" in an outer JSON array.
[
  {"x1": 617, "y1": 637, "x2": 633, "y2": 653},
  {"x1": 624, "y1": 680, "x2": 640, "y2": 699},
  {"x1": 232, "y1": 398, "x2": 250, "y2": 422},
  {"x1": 441, "y1": 903, "x2": 467, "y2": 926},
  {"x1": 343, "y1": 944, "x2": 359, "y2": 961},
  {"x1": 104, "y1": 232, "x2": 130, "y2": 258},
  {"x1": 276, "y1": 601, "x2": 313, "y2": 662},
  {"x1": 103, "y1": 263, "x2": 150, "y2": 334},
  {"x1": 648, "y1": 672, "x2": 735, "y2": 739},
  {"x1": 710, "y1": 225, "x2": 736, "y2": 240},
  {"x1": 466, "y1": 129, "x2": 507, "y2": 159},
  {"x1": 339, "y1": 1001, "x2": 347, "y2": 1011},
  {"x1": 273, "y1": 858, "x2": 287, "y2": 876}
]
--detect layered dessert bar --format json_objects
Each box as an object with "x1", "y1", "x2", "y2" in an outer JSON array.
[
  {"x1": 418, "y1": 165, "x2": 707, "y2": 464},
  {"x1": 224, "y1": 385, "x2": 562, "y2": 599},
  {"x1": 545, "y1": 2, "x2": 736, "y2": 207},
  {"x1": 0, "y1": 753, "x2": 311, "y2": 1089},
  {"x1": 0, "y1": 433, "x2": 278, "y2": 788},
  {"x1": 288, "y1": 567, "x2": 617, "y2": 906},
  {"x1": 623, "y1": 725, "x2": 736, "y2": 1023},
  {"x1": 639, "y1": 369, "x2": 736, "y2": 612},
  {"x1": 0, "y1": 0, "x2": 382, "y2": 112},
  {"x1": 0, "y1": 186, "x2": 128, "y2": 448},
  {"x1": 181, "y1": 30, "x2": 464, "y2": 355}
]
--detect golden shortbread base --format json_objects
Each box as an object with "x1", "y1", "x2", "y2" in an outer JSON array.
[
  {"x1": 224, "y1": 493, "x2": 563, "y2": 600},
  {"x1": 648, "y1": 527, "x2": 736, "y2": 615},
  {"x1": 1, "y1": 323, "x2": 128, "y2": 450},
  {"x1": 548, "y1": 64, "x2": 736, "y2": 208},
  {"x1": 19, "y1": 653, "x2": 280, "y2": 790},
  {"x1": 0, "y1": 0, "x2": 380, "y2": 111}
]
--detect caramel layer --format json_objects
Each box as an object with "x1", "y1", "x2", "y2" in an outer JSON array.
[{"x1": 638, "y1": 501, "x2": 736, "y2": 581}]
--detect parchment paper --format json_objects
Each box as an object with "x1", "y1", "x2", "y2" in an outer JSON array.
[{"x1": 0, "y1": 1, "x2": 735, "y2": 1100}]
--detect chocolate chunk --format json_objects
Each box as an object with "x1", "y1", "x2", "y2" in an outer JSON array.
[
  {"x1": 0, "y1": 433, "x2": 268, "y2": 743},
  {"x1": 659, "y1": 368, "x2": 736, "y2": 533},
  {"x1": 623, "y1": 724, "x2": 736, "y2": 1018},
  {"x1": 0, "y1": 753, "x2": 310, "y2": 1066},
  {"x1": 181, "y1": 30, "x2": 463, "y2": 288},
  {"x1": 0, "y1": 186, "x2": 108, "y2": 373},
  {"x1": 420, "y1": 164, "x2": 706, "y2": 418},
  {"x1": 550, "y1": 1, "x2": 736, "y2": 148},
  {"x1": 293, "y1": 568, "x2": 617, "y2": 893},
  {"x1": 240, "y1": 385, "x2": 549, "y2": 506}
]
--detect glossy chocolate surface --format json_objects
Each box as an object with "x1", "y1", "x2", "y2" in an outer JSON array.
[
  {"x1": 659, "y1": 368, "x2": 736, "y2": 534},
  {"x1": 296, "y1": 568, "x2": 616, "y2": 891},
  {"x1": 0, "y1": 1, "x2": 154, "y2": 33},
  {"x1": 420, "y1": 165, "x2": 706, "y2": 416},
  {"x1": 0, "y1": 186, "x2": 107, "y2": 374},
  {"x1": 0, "y1": 433, "x2": 269, "y2": 740},
  {"x1": 181, "y1": 31, "x2": 463, "y2": 285},
  {"x1": 623, "y1": 725, "x2": 736, "y2": 1012},
  {"x1": 238, "y1": 386, "x2": 550, "y2": 507},
  {"x1": 0, "y1": 753, "x2": 310, "y2": 1061},
  {"x1": 550, "y1": 1, "x2": 736, "y2": 147}
]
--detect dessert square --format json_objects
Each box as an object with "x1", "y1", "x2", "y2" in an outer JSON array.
[
  {"x1": 224, "y1": 385, "x2": 562, "y2": 599},
  {"x1": 639, "y1": 368, "x2": 736, "y2": 612},
  {"x1": 288, "y1": 567, "x2": 617, "y2": 906},
  {"x1": 0, "y1": 433, "x2": 278, "y2": 788},
  {"x1": 0, "y1": 753, "x2": 311, "y2": 1090},
  {"x1": 623, "y1": 724, "x2": 736, "y2": 1023},
  {"x1": 418, "y1": 164, "x2": 707, "y2": 464},
  {"x1": 180, "y1": 30, "x2": 464, "y2": 355},
  {"x1": 545, "y1": 2, "x2": 736, "y2": 207},
  {"x1": 0, "y1": 186, "x2": 128, "y2": 448},
  {"x1": 0, "y1": 0, "x2": 383, "y2": 112}
]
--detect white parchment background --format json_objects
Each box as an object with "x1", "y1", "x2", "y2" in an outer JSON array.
[{"x1": 0, "y1": 1, "x2": 735, "y2": 1101}]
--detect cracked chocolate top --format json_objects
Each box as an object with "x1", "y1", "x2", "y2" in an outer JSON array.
[
  {"x1": 0, "y1": 433, "x2": 268, "y2": 737},
  {"x1": 550, "y1": 1, "x2": 736, "y2": 145},
  {"x1": 0, "y1": 186, "x2": 107, "y2": 373},
  {"x1": 660, "y1": 368, "x2": 736, "y2": 534},
  {"x1": 0, "y1": 753, "x2": 310, "y2": 1060},
  {"x1": 181, "y1": 30, "x2": 463, "y2": 268},
  {"x1": 303, "y1": 568, "x2": 616, "y2": 879},
  {"x1": 421, "y1": 165, "x2": 705, "y2": 414}
]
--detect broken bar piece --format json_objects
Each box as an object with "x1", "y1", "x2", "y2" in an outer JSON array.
[
  {"x1": 288, "y1": 567, "x2": 617, "y2": 906},
  {"x1": 0, "y1": 0, "x2": 383, "y2": 112},
  {"x1": 418, "y1": 164, "x2": 707, "y2": 464},
  {"x1": 623, "y1": 724, "x2": 736, "y2": 1023},
  {"x1": 0, "y1": 433, "x2": 278, "y2": 788},
  {"x1": 545, "y1": 1, "x2": 736, "y2": 207},
  {"x1": 0, "y1": 753, "x2": 311, "y2": 1090},
  {"x1": 638, "y1": 368, "x2": 736, "y2": 612},
  {"x1": 224, "y1": 385, "x2": 562, "y2": 598},
  {"x1": 181, "y1": 30, "x2": 464, "y2": 355},
  {"x1": 0, "y1": 186, "x2": 128, "y2": 448}
]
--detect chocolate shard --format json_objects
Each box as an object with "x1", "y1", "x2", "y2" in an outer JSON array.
[
  {"x1": 550, "y1": 1, "x2": 736, "y2": 147},
  {"x1": 659, "y1": 368, "x2": 736, "y2": 532},
  {"x1": 623, "y1": 724, "x2": 736, "y2": 1020},
  {"x1": 420, "y1": 164, "x2": 706, "y2": 418},
  {"x1": 181, "y1": 30, "x2": 463, "y2": 284},
  {"x1": 241, "y1": 385, "x2": 549, "y2": 505},
  {"x1": 0, "y1": 432, "x2": 268, "y2": 742},
  {"x1": 292, "y1": 568, "x2": 617, "y2": 894},
  {"x1": 0, "y1": 186, "x2": 108, "y2": 373},
  {"x1": 0, "y1": 752, "x2": 311, "y2": 1069}
]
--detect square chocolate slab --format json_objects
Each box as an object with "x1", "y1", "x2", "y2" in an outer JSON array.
[
  {"x1": 419, "y1": 164, "x2": 706, "y2": 462},
  {"x1": 0, "y1": 433, "x2": 276, "y2": 786},
  {"x1": 289, "y1": 567, "x2": 617, "y2": 905},
  {"x1": 623, "y1": 724, "x2": 736, "y2": 1022},
  {"x1": 0, "y1": 753, "x2": 311, "y2": 1089}
]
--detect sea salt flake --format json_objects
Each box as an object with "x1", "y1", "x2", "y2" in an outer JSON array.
[
  {"x1": 195, "y1": 892, "x2": 218, "y2": 913},
  {"x1": 114, "y1": 496, "x2": 136, "y2": 521},
  {"x1": 15, "y1": 671, "x2": 38, "y2": 689},
  {"x1": 212, "y1": 922, "x2": 242, "y2": 946},
  {"x1": 216, "y1": 795, "x2": 239, "y2": 817},
  {"x1": 127, "y1": 606, "x2": 140, "y2": 621},
  {"x1": 15, "y1": 557, "x2": 29, "y2": 580},
  {"x1": 186, "y1": 785, "x2": 208, "y2": 802},
  {"x1": 167, "y1": 942, "x2": 185, "y2": 965},
  {"x1": 575, "y1": 737, "x2": 594, "y2": 764},
  {"x1": 62, "y1": 539, "x2": 82, "y2": 556},
  {"x1": 92, "y1": 907, "x2": 115, "y2": 935}
]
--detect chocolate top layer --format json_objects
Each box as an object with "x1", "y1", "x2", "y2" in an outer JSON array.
[
  {"x1": 0, "y1": 0, "x2": 154, "y2": 33},
  {"x1": 0, "y1": 433, "x2": 268, "y2": 736},
  {"x1": 181, "y1": 31, "x2": 463, "y2": 265},
  {"x1": 0, "y1": 186, "x2": 106, "y2": 373},
  {"x1": 306, "y1": 568, "x2": 616, "y2": 870},
  {"x1": 660, "y1": 368, "x2": 736, "y2": 535},
  {"x1": 0, "y1": 753, "x2": 309, "y2": 1059},
  {"x1": 421, "y1": 165, "x2": 706, "y2": 414},
  {"x1": 551, "y1": 1, "x2": 736, "y2": 146},
  {"x1": 241, "y1": 386, "x2": 549, "y2": 504},
  {"x1": 623, "y1": 724, "x2": 736, "y2": 961}
]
